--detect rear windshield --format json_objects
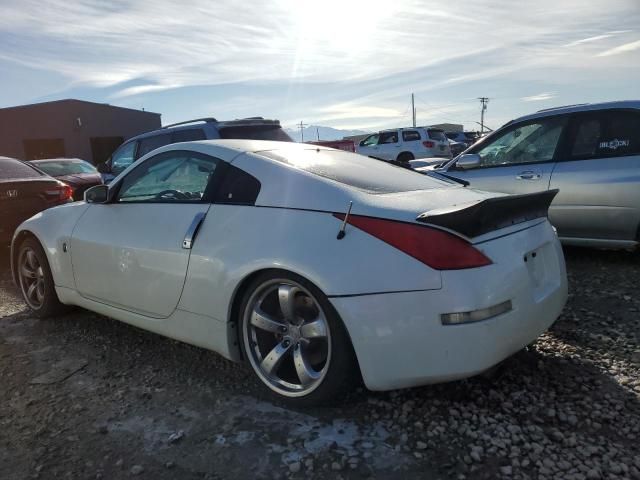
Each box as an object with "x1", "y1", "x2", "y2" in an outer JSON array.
[
  {"x1": 220, "y1": 125, "x2": 292, "y2": 142},
  {"x1": 34, "y1": 160, "x2": 96, "y2": 176},
  {"x1": 0, "y1": 158, "x2": 43, "y2": 179},
  {"x1": 427, "y1": 129, "x2": 447, "y2": 141},
  {"x1": 258, "y1": 148, "x2": 451, "y2": 193}
]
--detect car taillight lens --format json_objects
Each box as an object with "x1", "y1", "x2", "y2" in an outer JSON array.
[
  {"x1": 423, "y1": 141, "x2": 435, "y2": 148},
  {"x1": 45, "y1": 182, "x2": 74, "y2": 202},
  {"x1": 333, "y1": 214, "x2": 492, "y2": 270}
]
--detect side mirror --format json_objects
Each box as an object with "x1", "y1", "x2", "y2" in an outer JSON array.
[
  {"x1": 359, "y1": 140, "x2": 366, "y2": 147},
  {"x1": 96, "y1": 162, "x2": 110, "y2": 174},
  {"x1": 84, "y1": 185, "x2": 109, "y2": 204},
  {"x1": 456, "y1": 153, "x2": 481, "y2": 170}
]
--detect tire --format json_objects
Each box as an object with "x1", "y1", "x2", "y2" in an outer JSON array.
[
  {"x1": 238, "y1": 270, "x2": 358, "y2": 406},
  {"x1": 16, "y1": 238, "x2": 66, "y2": 318},
  {"x1": 397, "y1": 152, "x2": 414, "y2": 162}
]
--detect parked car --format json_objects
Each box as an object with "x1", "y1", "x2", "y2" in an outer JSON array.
[
  {"x1": 448, "y1": 139, "x2": 467, "y2": 157},
  {"x1": 306, "y1": 140, "x2": 356, "y2": 152},
  {"x1": 0, "y1": 156, "x2": 73, "y2": 246},
  {"x1": 356, "y1": 127, "x2": 451, "y2": 162},
  {"x1": 12, "y1": 140, "x2": 567, "y2": 405},
  {"x1": 446, "y1": 131, "x2": 482, "y2": 146},
  {"x1": 98, "y1": 117, "x2": 292, "y2": 183},
  {"x1": 31, "y1": 158, "x2": 102, "y2": 201},
  {"x1": 434, "y1": 101, "x2": 640, "y2": 249}
]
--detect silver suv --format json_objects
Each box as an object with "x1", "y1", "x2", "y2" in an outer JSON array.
[
  {"x1": 436, "y1": 101, "x2": 640, "y2": 249},
  {"x1": 98, "y1": 117, "x2": 291, "y2": 182}
]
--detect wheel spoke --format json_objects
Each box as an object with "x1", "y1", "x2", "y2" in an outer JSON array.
[
  {"x1": 26, "y1": 250, "x2": 38, "y2": 270},
  {"x1": 27, "y1": 282, "x2": 37, "y2": 302},
  {"x1": 35, "y1": 281, "x2": 45, "y2": 304},
  {"x1": 251, "y1": 307, "x2": 286, "y2": 334},
  {"x1": 278, "y1": 285, "x2": 298, "y2": 321},
  {"x1": 20, "y1": 265, "x2": 36, "y2": 279},
  {"x1": 293, "y1": 345, "x2": 321, "y2": 387},
  {"x1": 260, "y1": 341, "x2": 292, "y2": 375},
  {"x1": 300, "y1": 318, "x2": 328, "y2": 339}
]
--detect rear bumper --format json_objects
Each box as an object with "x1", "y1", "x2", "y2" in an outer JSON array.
[{"x1": 331, "y1": 221, "x2": 567, "y2": 391}]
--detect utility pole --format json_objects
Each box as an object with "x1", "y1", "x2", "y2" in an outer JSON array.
[
  {"x1": 478, "y1": 97, "x2": 489, "y2": 134},
  {"x1": 316, "y1": 126, "x2": 320, "y2": 141},
  {"x1": 297, "y1": 121, "x2": 308, "y2": 142},
  {"x1": 411, "y1": 93, "x2": 416, "y2": 127}
]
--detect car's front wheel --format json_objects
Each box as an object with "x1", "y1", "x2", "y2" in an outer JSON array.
[
  {"x1": 239, "y1": 271, "x2": 357, "y2": 406},
  {"x1": 17, "y1": 238, "x2": 65, "y2": 318}
]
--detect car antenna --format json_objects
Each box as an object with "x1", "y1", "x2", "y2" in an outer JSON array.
[{"x1": 337, "y1": 201, "x2": 353, "y2": 240}]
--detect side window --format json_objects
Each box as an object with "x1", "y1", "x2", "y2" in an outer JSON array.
[
  {"x1": 570, "y1": 117, "x2": 603, "y2": 159},
  {"x1": 116, "y1": 151, "x2": 218, "y2": 203},
  {"x1": 360, "y1": 134, "x2": 379, "y2": 146},
  {"x1": 379, "y1": 131, "x2": 399, "y2": 144},
  {"x1": 472, "y1": 116, "x2": 567, "y2": 167},
  {"x1": 599, "y1": 111, "x2": 640, "y2": 157},
  {"x1": 137, "y1": 133, "x2": 172, "y2": 159},
  {"x1": 111, "y1": 141, "x2": 137, "y2": 174},
  {"x1": 214, "y1": 164, "x2": 261, "y2": 205},
  {"x1": 402, "y1": 130, "x2": 421, "y2": 142},
  {"x1": 172, "y1": 128, "x2": 206, "y2": 143}
]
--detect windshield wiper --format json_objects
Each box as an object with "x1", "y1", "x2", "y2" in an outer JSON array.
[{"x1": 424, "y1": 170, "x2": 469, "y2": 187}]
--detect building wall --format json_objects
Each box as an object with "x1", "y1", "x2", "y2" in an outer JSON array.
[{"x1": 0, "y1": 99, "x2": 161, "y2": 163}]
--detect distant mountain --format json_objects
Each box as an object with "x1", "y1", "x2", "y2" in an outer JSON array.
[{"x1": 285, "y1": 125, "x2": 369, "y2": 143}]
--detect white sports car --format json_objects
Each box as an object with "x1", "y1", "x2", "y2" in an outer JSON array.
[{"x1": 11, "y1": 140, "x2": 567, "y2": 405}]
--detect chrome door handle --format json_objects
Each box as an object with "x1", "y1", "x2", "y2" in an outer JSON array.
[
  {"x1": 182, "y1": 212, "x2": 206, "y2": 249},
  {"x1": 516, "y1": 171, "x2": 541, "y2": 180}
]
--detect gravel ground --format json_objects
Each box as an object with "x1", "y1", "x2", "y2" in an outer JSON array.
[{"x1": 1, "y1": 247, "x2": 639, "y2": 480}]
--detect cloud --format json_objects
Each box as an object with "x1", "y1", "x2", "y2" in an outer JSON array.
[
  {"x1": 597, "y1": 39, "x2": 640, "y2": 57},
  {"x1": 521, "y1": 92, "x2": 557, "y2": 102}
]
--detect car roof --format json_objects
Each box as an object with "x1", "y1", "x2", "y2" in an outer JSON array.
[{"x1": 512, "y1": 100, "x2": 640, "y2": 124}]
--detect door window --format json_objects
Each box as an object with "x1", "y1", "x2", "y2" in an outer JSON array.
[
  {"x1": 599, "y1": 111, "x2": 640, "y2": 157},
  {"x1": 116, "y1": 151, "x2": 218, "y2": 203},
  {"x1": 379, "y1": 131, "x2": 399, "y2": 144},
  {"x1": 360, "y1": 134, "x2": 379, "y2": 147},
  {"x1": 137, "y1": 133, "x2": 172, "y2": 158},
  {"x1": 172, "y1": 128, "x2": 206, "y2": 142},
  {"x1": 111, "y1": 141, "x2": 137, "y2": 174},
  {"x1": 402, "y1": 130, "x2": 422, "y2": 142},
  {"x1": 570, "y1": 117, "x2": 603, "y2": 159},
  {"x1": 472, "y1": 116, "x2": 567, "y2": 168}
]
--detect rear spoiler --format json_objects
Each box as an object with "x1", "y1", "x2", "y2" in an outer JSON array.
[{"x1": 416, "y1": 189, "x2": 558, "y2": 238}]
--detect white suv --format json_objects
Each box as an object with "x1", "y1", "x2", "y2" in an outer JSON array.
[{"x1": 356, "y1": 127, "x2": 451, "y2": 162}]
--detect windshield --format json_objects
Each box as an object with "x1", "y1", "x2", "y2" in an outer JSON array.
[
  {"x1": 34, "y1": 160, "x2": 96, "y2": 176},
  {"x1": 258, "y1": 148, "x2": 452, "y2": 193},
  {"x1": 427, "y1": 129, "x2": 447, "y2": 142}
]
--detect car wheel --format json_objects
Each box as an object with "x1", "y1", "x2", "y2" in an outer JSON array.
[
  {"x1": 17, "y1": 238, "x2": 65, "y2": 318},
  {"x1": 397, "y1": 152, "x2": 414, "y2": 162},
  {"x1": 239, "y1": 271, "x2": 357, "y2": 406}
]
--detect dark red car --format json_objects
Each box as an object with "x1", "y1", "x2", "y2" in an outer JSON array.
[
  {"x1": 0, "y1": 156, "x2": 73, "y2": 245},
  {"x1": 31, "y1": 158, "x2": 103, "y2": 201}
]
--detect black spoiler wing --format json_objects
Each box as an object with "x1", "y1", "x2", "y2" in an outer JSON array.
[{"x1": 416, "y1": 189, "x2": 558, "y2": 238}]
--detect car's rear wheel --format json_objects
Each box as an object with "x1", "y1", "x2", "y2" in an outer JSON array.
[
  {"x1": 17, "y1": 238, "x2": 65, "y2": 318},
  {"x1": 397, "y1": 152, "x2": 414, "y2": 162},
  {"x1": 239, "y1": 271, "x2": 357, "y2": 405}
]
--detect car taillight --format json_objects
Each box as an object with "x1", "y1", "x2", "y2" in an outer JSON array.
[
  {"x1": 333, "y1": 214, "x2": 492, "y2": 270},
  {"x1": 423, "y1": 141, "x2": 435, "y2": 148},
  {"x1": 45, "y1": 182, "x2": 74, "y2": 202}
]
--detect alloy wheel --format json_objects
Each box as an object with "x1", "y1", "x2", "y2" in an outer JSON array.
[
  {"x1": 18, "y1": 247, "x2": 46, "y2": 310},
  {"x1": 243, "y1": 279, "x2": 331, "y2": 397}
]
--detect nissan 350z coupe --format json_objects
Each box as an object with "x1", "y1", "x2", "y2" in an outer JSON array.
[{"x1": 11, "y1": 140, "x2": 568, "y2": 405}]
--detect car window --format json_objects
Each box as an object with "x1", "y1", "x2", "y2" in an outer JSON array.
[
  {"x1": 111, "y1": 141, "x2": 137, "y2": 174},
  {"x1": 571, "y1": 118, "x2": 603, "y2": 159},
  {"x1": 361, "y1": 134, "x2": 379, "y2": 146},
  {"x1": 472, "y1": 116, "x2": 567, "y2": 167},
  {"x1": 116, "y1": 151, "x2": 218, "y2": 203},
  {"x1": 427, "y1": 129, "x2": 447, "y2": 142},
  {"x1": 137, "y1": 133, "x2": 173, "y2": 159},
  {"x1": 172, "y1": 128, "x2": 206, "y2": 143},
  {"x1": 35, "y1": 160, "x2": 96, "y2": 176},
  {"x1": 599, "y1": 110, "x2": 640, "y2": 157},
  {"x1": 0, "y1": 158, "x2": 43, "y2": 178},
  {"x1": 402, "y1": 130, "x2": 421, "y2": 142},
  {"x1": 379, "y1": 131, "x2": 398, "y2": 144}
]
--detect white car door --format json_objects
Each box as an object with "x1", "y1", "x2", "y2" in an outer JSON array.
[
  {"x1": 70, "y1": 150, "x2": 219, "y2": 318},
  {"x1": 377, "y1": 131, "x2": 400, "y2": 160},
  {"x1": 356, "y1": 133, "x2": 380, "y2": 157}
]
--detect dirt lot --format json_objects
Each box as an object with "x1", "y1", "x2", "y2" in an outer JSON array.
[{"x1": 1, "y1": 247, "x2": 639, "y2": 480}]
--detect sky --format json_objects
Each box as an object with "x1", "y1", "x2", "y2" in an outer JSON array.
[{"x1": 0, "y1": 0, "x2": 639, "y2": 133}]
